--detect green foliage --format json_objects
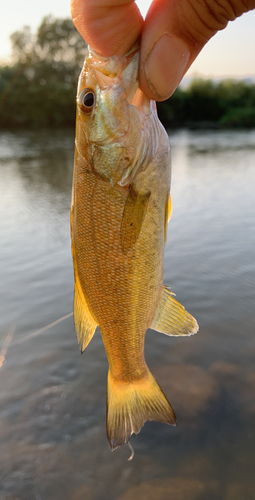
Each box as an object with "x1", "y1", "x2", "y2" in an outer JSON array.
[
  {"x1": 1, "y1": 16, "x2": 255, "y2": 129},
  {"x1": 158, "y1": 78, "x2": 255, "y2": 129},
  {"x1": 157, "y1": 88, "x2": 188, "y2": 127},
  {"x1": 220, "y1": 107, "x2": 255, "y2": 128},
  {"x1": 10, "y1": 26, "x2": 34, "y2": 64},
  {"x1": 184, "y1": 79, "x2": 224, "y2": 122},
  {"x1": 0, "y1": 16, "x2": 87, "y2": 129},
  {"x1": 36, "y1": 16, "x2": 86, "y2": 66}
]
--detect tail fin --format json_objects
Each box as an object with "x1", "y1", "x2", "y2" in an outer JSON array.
[{"x1": 107, "y1": 369, "x2": 176, "y2": 450}]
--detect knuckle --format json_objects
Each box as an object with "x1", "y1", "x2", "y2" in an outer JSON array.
[{"x1": 178, "y1": 0, "x2": 250, "y2": 50}]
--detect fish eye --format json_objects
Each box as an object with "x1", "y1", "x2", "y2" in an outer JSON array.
[{"x1": 78, "y1": 88, "x2": 96, "y2": 115}]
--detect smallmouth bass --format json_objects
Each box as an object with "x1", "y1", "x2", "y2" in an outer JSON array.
[{"x1": 71, "y1": 43, "x2": 198, "y2": 451}]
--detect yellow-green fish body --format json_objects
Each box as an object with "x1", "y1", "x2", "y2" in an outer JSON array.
[{"x1": 71, "y1": 44, "x2": 198, "y2": 450}]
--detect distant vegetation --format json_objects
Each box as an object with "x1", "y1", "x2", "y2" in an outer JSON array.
[
  {"x1": 157, "y1": 78, "x2": 255, "y2": 129},
  {"x1": 0, "y1": 16, "x2": 86, "y2": 128},
  {"x1": 1, "y1": 16, "x2": 255, "y2": 130}
]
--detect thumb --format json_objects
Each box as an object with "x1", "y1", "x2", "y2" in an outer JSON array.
[{"x1": 139, "y1": 0, "x2": 255, "y2": 101}]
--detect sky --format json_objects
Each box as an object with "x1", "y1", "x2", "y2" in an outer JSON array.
[{"x1": 1, "y1": 0, "x2": 255, "y2": 79}]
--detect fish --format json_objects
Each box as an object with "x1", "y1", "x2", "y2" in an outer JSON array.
[{"x1": 70, "y1": 42, "x2": 198, "y2": 451}]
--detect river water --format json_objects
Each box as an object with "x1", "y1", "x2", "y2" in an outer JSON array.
[{"x1": 0, "y1": 128, "x2": 255, "y2": 500}]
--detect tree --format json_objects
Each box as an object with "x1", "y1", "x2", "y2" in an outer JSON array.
[
  {"x1": 0, "y1": 16, "x2": 87, "y2": 128},
  {"x1": 10, "y1": 16, "x2": 87, "y2": 67}
]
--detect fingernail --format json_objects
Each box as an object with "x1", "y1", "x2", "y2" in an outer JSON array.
[{"x1": 145, "y1": 34, "x2": 190, "y2": 99}]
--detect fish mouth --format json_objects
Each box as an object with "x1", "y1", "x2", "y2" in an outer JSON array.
[{"x1": 88, "y1": 41, "x2": 140, "y2": 76}]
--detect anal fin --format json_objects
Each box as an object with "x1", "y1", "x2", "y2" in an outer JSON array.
[
  {"x1": 73, "y1": 276, "x2": 98, "y2": 353},
  {"x1": 151, "y1": 286, "x2": 199, "y2": 336}
]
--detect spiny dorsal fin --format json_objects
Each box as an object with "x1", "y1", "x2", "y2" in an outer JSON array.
[
  {"x1": 151, "y1": 286, "x2": 199, "y2": 336},
  {"x1": 121, "y1": 186, "x2": 150, "y2": 253}
]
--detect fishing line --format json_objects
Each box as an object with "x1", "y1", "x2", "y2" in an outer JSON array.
[
  {"x1": 0, "y1": 326, "x2": 16, "y2": 369},
  {"x1": 127, "y1": 441, "x2": 135, "y2": 461},
  {"x1": 12, "y1": 312, "x2": 73, "y2": 346}
]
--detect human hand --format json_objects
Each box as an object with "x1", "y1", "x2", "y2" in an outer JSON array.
[{"x1": 71, "y1": 0, "x2": 255, "y2": 101}]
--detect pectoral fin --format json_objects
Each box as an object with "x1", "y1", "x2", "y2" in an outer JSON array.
[
  {"x1": 121, "y1": 186, "x2": 150, "y2": 253},
  {"x1": 151, "y1": 286, "x2": 199, "y2": 336},
  {"x1": 73, "y1": 276, "x2": 98, "y2": 353}
]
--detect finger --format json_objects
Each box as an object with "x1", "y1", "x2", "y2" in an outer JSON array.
[
  {"x1": 139, "y1": 0, "x2": 255, "y2": 101},
  {"x1": 71, "y1": 0, "x2": 144, "y2": 56}
]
